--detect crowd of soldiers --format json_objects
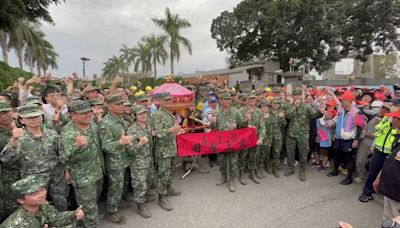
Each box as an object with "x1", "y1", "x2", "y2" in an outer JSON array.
[{"x1": 0, "y1": 73, "x2": 399, "y2": 227}]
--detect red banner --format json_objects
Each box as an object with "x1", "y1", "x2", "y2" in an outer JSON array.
[{"x1": 177, "y1": 128, "x2": 257, "y2": 157}]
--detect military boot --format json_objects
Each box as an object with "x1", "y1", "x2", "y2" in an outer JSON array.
[
  {"x1": 259, "y1": 168, "x2": 267, "y2": 178},
  {"x1": 284, "y1": 167, "x2": 294, "y2": 177},
  {"x1": 249, "y1": 170, "x2": 260, "y2": 184},
  {"x1": 238, "y1": 171, "x2": 247, "y2": 185},
  {"x1": 255, "y1": 169, "x2": 263, "y2": 179},
  {"x1": 299, "y1": 168, "x2": 306, "y2": 181},
  {"x1": 216, "y1": 175, "x2": 228, "y2": 186},
  {"x1": 266, "y1": 164, "x2": 273, "y2": 175},
  {"x1": 145, "y1": 195, "x2": 156, "y2": 203},
  {"x1": 137, "y1": 203, "x2": 152, "y2": 218},
  {"x1": 108, "y1": 212, "x2": 126, "y2": 224},
  {"x1": 167, "y1": 186, "x2": 181, "y2": 197},
  {"x1": 228, "y1": 179, "x2": 236, "y2": 192},
  {"x1": 272, "y1": 167, "x2": 280, "y2": 178},
  {"x1": 158, "y1": 195, "x2": 173, "y2": 211}
]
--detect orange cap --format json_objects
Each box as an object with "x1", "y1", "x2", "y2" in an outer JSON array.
[
  {"x1": 385, "y1": 110, "x2": 400, "y2": 118},
  {"x1": 338, "y1": 91, "x2": 355, "y2": 102}
]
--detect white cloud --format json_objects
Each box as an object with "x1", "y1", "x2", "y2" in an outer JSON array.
[{"x1": 7, "y1": 0, "x2": 241, "y2": 78}]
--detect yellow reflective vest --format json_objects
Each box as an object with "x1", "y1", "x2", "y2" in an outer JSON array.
[{"x1": 374, "y1": 117, "x2": 397, "y2": 154}]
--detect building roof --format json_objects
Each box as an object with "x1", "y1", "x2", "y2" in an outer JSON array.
[{"x1": 180, "y1": 63, "x2": 263, "y2": 78}]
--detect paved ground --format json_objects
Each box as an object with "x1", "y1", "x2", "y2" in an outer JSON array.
[{"x1": 101, "y1": 158, "x2": 383, "y2": 228}]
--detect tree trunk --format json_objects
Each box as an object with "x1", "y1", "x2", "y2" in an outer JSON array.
[
  {"x1": 170, "y1": 45, "x2": 174, "y2": 74},
  {"x1": 16, "y1": 47, "x2": 23, "y2": 70},
  {"x1": 0, "y1": 30, "x2": 8, "y2": 64}
]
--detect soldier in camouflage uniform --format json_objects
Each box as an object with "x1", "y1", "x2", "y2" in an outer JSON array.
[
  {"x1": 284, "y1": 89, "x2": 322, "y2": 181},
  {"x1": 211, "y1": 92, "x2": 243, "y2": 192},
  {"x1": 122, "y1": 101, "x2": 134, "y2": 126},
  {"x1": 239, "y1": 92, "x2": 264, "y2": 184},
  {"x1": 98, "y1": 94, "x2": 132, "y2": 224},
  {"x1": 262, "y1": 98, "x2": 286, "y2": 178},
  {"x1": 127, "y1": 105, "x2": 154, "y2": 218},
  {"x1": 60, "y1": 100, "x2": 104, "y2": 227},
  {"x1": 1, "y1": 104, "x2": 69, "y2": 211},
  {"x1": 0, "y1": 102, "x2": 18, "y2": 221},
  {"x1": 0, "y1": 175, "x2": 84, "y2": 228},
  {"x1": 152, "y1": 92, "x2": 181, "y2": 211}
]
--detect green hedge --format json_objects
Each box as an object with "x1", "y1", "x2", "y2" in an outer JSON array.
[{"x1": 0, "y1": 61, "x2": 33, "y2": 91}]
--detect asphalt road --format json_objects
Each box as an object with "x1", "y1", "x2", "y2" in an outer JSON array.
[{"x1": 101, "y1": 158, "x2": 383, "y2": 228}]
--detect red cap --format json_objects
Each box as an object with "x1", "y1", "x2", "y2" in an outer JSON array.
[
  {"x1": 356, "y1": 100, "x2": 369, "y2": 106},
  {"x1": 374, "y1": 93, "x2": 385, "y2": 101},
  {"x1": 385, "y1": 110, "x2": 400, "y2": 118},
  {"x1": 338, "y1": 91, "x2": 355, "y2": 102},
  {"x1": 326, "y1": 100, "x2": 337, "y2": 107}
]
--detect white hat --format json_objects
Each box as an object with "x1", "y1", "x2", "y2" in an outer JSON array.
[{"x1": 371, "y1": 100, "x2": 383, "y2": 108}]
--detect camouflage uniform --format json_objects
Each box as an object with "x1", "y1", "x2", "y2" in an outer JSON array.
[
  {"x1": 98, "y1": 97, "x2": 129, "y2": 215},
  {"x1": 127, "y1": 106, "x2": 154, "y2": 204},
  {"x1": 60, "y1": 100, "x2": 104, "y2": 228},
  {"x1": 211, "y1": 96, "x2": 242, "y2": 180},
  {"x1": 0, "y1": 103, "x2": 18, "y2": 220},
  {"x1": 1, "y1": 104, "x2": 69, "y2": 211},
  {"x1": 0, "y1": 175, "x2": 77, "y2": 228},
  {"x1": 239, "y1": 101, "x2": 265, "y2": 173},
  {"x1": 285, "y1": 96, "x2": 321, "y2": 173},
  {"x1": 263, "y1": 103, "x2": 286, "y2": 172},
  {"x1": 152, "y1": 104, "x2": 177, "y2": 197}
]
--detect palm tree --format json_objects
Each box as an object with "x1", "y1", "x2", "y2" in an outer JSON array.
[
  {"x1": 7, "y1": 20, "x2": 42, "y2": 70},
  {"x1": 33, "y1": 38, "x2": 58, "y2": 75},
  {"x1": 119, "y1": 44, "x2": 136, "y2": 74},
  {"x1": 102, "y1": 55, "x2": 126, "y2": 81},
  {"x1": 152, "y1": 7, "x2": 192, "y2": 74},
  {"x1": 133, "y1": 41, "x2": 151, "y2": 73},
  {"x1": 0, "y1": 30, "x2": 8, "y2": 63},
  {"x1": 143, "y1": 34, "x2": 168, "y2": 79}
]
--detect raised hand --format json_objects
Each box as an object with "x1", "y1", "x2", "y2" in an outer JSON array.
[
  {"x1": 119, "y1": 130, "x2": 133, "y2": 145},
  {"x1": 11, "y1": 122, "x2": 24, "y2": 145},
  {"x1": 138, "y1": 136, "x2": 149, "y2": 146},
  {"x1": 75, "y1": 132, "x2": 88, "y2": 148},
  {"x1": 75, "y1": 205, "x2": 85, "y2": 221}
]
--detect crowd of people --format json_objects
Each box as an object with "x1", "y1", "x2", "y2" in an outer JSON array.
[{"x1": 0, "y1": 74, "x2": 399, "y2": 227}]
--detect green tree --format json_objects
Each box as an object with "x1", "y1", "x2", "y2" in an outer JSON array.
[
  {"x1": 152, "y1": 7, "x2": 192, "y2": 74},
  {"x1": 133, "y1": 41, "x2": 151, "y2": 73},
  {"x1": 211, "y1": 0, "x2": 400, "y2": 72},
  {"x1": 119, "y1": 44, "x2": 136, "y2": 74},
  {"x1": 102, "y1": 55, "x2": 126, "y2": 81},
  {"x1": 7, "y1": 20, "x2": 43, "y2": 70},
  {"x1": 0, "y1": 30, "x2": 8, "y2": 63},
  {"x1": 143, "y1": 34, "x2": 168, "y2": 79},
  {"x1": 0, "y1": 0, "x2": 63, "y2": 32}
]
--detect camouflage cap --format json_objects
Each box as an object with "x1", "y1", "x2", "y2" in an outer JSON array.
[
  {"x1": 82, "y1": 84, "x2": 100, "y2": 94},
  {"x1": 123, "y1": 101, "x2": 132, "y2": 106},
  {"x1": 23, "y1": 96, "x2": 43, "y2": 105},
  {"x1": 220, "y1": 92, "x2": 232, "y2": 99},
  {"x1": 17, "y1": 104, "x2": 42, "y2": 118},
  {"x1": 132, "y1": 104, "x2": 148, "y2": 115},
  {"x1": 89, "y1": 99, "x2": 103, "y2": 106},
  {"x1": 272, "y1": 86, "x2": 282, "y2": 93},
  {"x1": 67, "y1": 93, "x2": 82, "y2": 101},
  {"x1": 0, "y1": 102, "x2": 12, "y2": 112},
  {"x1": 136, "y1": 94, "x2": 149, "y2": 101},
  {"x1": 259, "y1": 100, "x2": 270, "y2": 107},
  {"x1": 271, "y1": 97, "x2": 282, "y2": 105},
  {"x1": 68, "y1": 100, "x2": 92, "y2": 114},
  {"x1": 198, "y1": 86, "x2": 207, "y2": 91},
  {"x1": 106, "y1": 94, "x2": 124, "y2": 104},
  {"x1": 11, "y1": 175, "x2": 47, "y2": 195},
  {"x1": 158, "y1": 92, "x2": 171, "y2": 100},
  {"x1": 292, "y1": 89, "x2": 303, "y2": 95},
  {"x1": 246, "y1": 91, "x2": 257, "y2": 99},
  {"x1": 238, "y1": 93, "x2": 246, "y2": 100}
]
